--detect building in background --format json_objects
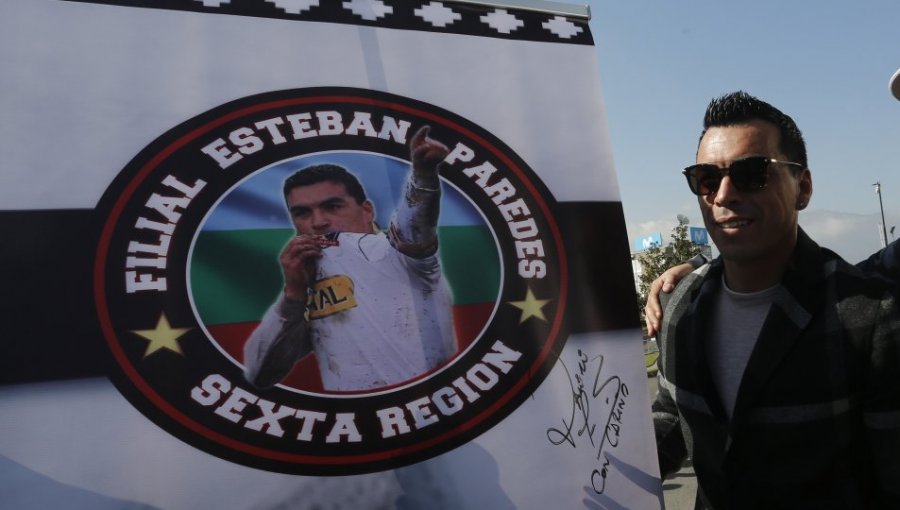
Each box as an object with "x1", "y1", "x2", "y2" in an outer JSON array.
[{"x1": 630, "y1": 226, "x2": 712, "y2": 296}]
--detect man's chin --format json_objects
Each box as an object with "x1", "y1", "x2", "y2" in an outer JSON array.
[{"x1": 712, "y1": 239, "x2": 760, "y2": 263}]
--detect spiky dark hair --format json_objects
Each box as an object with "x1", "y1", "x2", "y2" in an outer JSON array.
[{"x1": 699, "y1": 91, "x2": 807, "y2": 168}]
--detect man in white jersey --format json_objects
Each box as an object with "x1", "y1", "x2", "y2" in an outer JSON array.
[
  {"x1": 243, "y1": 125, "x2": 457, "y2": 391},
  {"x1": 651, "y1": 91, "x2": 900, "y2": 509}
]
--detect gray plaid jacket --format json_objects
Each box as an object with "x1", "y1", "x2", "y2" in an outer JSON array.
[{"x1": 653, "y1": 229, "x2": 900, "y2": 509}]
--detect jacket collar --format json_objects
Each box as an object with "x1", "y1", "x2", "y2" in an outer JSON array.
[
  {"x1": 730, "y1": 229, "x2": 823, "y2": 423},
  {"x1": 681, "y1": 228, "x2": 824, "y2": 426}
]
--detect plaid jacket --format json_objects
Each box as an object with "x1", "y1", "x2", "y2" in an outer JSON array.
[{"x1": 653, "y1": 229, "x2": 900, "y2": 509}]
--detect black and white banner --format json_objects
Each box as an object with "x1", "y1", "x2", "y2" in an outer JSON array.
[{"x1": 0, "y1": 1, "x2": 662, "y2": 508}]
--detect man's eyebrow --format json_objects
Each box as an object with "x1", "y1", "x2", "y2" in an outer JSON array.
[
  {"x1": 289, "y1": 204, "x2": 311, "y2": 215},
  {"x1": 288, "y1": 195, "x2": 347, "y2": 215},
  {"x1": 319, "y1": 196, "x2": 346, "y2": 207}
]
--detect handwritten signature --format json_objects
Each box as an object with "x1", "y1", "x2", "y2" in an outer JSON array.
[{"x1": 546, "y1": 349, "x2": 630, "y2": 494}]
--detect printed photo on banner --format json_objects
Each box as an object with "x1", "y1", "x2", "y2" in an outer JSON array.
[{"x1": 191, "y1": 150, "x2": 500, "y2": 393}]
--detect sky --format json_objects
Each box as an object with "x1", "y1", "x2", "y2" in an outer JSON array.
[{"x1": 581, "y1": 0, "x2": 900, "y2": 263}]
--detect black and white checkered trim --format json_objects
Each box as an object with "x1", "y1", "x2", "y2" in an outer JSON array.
[{"x1": 62, "y1": 0, "x2": 593, "y2": 45}]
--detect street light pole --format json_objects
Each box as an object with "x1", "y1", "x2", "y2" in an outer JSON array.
[{"x1": 874, "y1": 181, "x2": 888, "y2": 248}]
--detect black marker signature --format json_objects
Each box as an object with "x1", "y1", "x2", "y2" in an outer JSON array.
[
  {"x1": 546, "y1": 349, "x2": 630, "y2": 495},
  {"x1": 546, "y1": 349, "x2": 596, "y2": 448}
]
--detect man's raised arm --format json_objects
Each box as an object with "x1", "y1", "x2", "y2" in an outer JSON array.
[{"x1": 390, "y1": 125, "x2": 449, "y2": 258}]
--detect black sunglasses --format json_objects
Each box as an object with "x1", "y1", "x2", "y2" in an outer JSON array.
[{"x1": 682, "y1": 156, "x2": 804, "y2": 196}]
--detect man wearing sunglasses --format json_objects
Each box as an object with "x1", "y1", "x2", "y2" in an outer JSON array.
[
  {"x1": 647, "y1": 73, "x2": 900, "y2": 334},
  {"x1": 651, "y1": 91, "x2": 900, "y2": 509}
]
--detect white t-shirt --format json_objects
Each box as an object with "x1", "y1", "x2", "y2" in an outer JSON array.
[{"x1": 706, "y1": 277, "x2": 778, "y2": 419}]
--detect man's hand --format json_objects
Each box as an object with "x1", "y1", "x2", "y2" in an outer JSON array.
[
  {"x1": 644, "y1": 262, "x2": 694, "y2": 337},
  {"x1": 410, "y1": 125, "x2": 449, "y2": 186},
  {"x1": 280, "y1": 235, "x2": 323, "y2": 301}
]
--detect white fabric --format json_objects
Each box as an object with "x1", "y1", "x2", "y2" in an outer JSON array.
[
  {"x1": 0, "y1": 0, "x2": 617, "y2": 209},
  {"x1": 310, "y1": 231, "x2": 456, "y2": 391}
]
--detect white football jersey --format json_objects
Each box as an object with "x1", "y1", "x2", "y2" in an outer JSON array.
[{"x1": 308, "y1": 231, "x2": 456, "y2": 391}]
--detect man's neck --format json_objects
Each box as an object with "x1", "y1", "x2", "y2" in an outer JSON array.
[{"x1": 722, "y1": 229, "x2": 798, "y2": 293}]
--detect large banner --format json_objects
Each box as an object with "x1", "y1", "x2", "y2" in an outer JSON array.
[{"x1": 0, "y1": 1, "x2": 662, "y2": 508}]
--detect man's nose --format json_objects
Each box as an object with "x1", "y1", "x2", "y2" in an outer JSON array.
[
  {"x1": 310, "y1": 209, "x2": 329, "y2": 229},
  {"x1": 712, "y1": 175, "x2": 741, "y2": 206}
]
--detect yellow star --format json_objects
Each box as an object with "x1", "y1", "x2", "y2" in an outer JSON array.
[
  {"x1": 508, "y1": 287, "x2": 551, "y2": 324},
  {"x1": 131, "y1": 312, "x2": 191, "y2": 358}
]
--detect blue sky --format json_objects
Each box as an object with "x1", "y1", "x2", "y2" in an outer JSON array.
[{"x1": 583, "y1": 0, "x2": 900, "y2": 262}]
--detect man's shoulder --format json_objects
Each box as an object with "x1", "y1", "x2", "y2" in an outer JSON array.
[
  {"x1": 819, "y1": 246, "x2": 895, "y2": 298},
  {"x1": 791, "y1": 245, "x2": 898, "y2": 339},
  {"x1": 809, "y1": 247, "x2": 900, "y2": 360},
  {"x1": 662, "y1": 263, "x2": 712, "y2": 309},
  {"x1": 657, "y1": 263, "x2": 714, "y2": 342},
  {"x1": 787, "y1": 230, "x2": 893, "y2": 299}
]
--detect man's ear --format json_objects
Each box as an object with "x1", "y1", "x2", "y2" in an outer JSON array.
[
  {"x1": 363, "y1": 200, "x2": 376, "y2": 231},
  {"x1": 796, "y1": 168, "x2": 813, "y2": 210}
]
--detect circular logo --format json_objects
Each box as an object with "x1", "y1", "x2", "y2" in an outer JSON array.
[{"x1": 95, "y1": 87, "x2": 568, "y2": 474}]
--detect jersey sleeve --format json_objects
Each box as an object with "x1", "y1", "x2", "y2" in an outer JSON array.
[
  {"x1": 389, "y1": 171, "x2": 441, "y2": 258},
  {"x1": 243, "y1": 294, "x2": 313, "y2": 389}
]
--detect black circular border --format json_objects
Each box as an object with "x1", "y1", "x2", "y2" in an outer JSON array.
[{"x1": 94, "y1": 87, "x2": 569, "y2": 474}]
